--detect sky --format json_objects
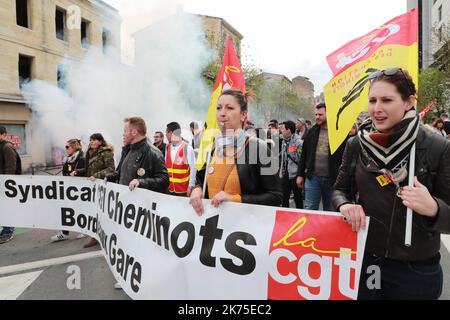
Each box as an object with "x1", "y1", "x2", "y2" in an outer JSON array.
[{"x1": 104, "y1": 0, "x2": 407, "y2": 94}]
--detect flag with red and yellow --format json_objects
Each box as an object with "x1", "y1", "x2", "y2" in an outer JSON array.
[
  {"x1": 196, "y1": 36, "x2": 245, "y2": 170},
  {"x1": 324, "y1": 9, "x2": 419, "y2": 154}
]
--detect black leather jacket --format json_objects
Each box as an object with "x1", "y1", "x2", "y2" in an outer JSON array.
[
  {"x1": 107, "y1": 138, "x2": 169, "y2": 193},
  {"x1": 332, "y1": 127, "x2": 450, "y2": 261},
  {"x1": 197, "y1": 137, "x2": 282, "y2": 206},
  {"x1": 296, "y1": 124, "x2": 347, "y2": 185}
]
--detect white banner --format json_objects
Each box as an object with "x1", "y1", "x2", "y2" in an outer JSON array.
[{"x1": 0, "y1": 175, "x2": 369, "y2": 300}]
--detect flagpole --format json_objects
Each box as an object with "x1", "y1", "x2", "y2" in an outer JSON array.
[
  {"x1": 404, "y1": 143, "x2": 416, "y2": 247},
  {"x1": 202, "y1": 150, "x2": 212, "y2": 199}
]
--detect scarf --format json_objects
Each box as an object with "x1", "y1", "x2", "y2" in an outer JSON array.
[
  {"x1": 63, "y1": 151, "x2": 80, "y2": 164},
  {"x1": 215, "y1": 129, "x2": 248, "y2": 159},
  {"x1": 358, "y1": 109, "x2": 419, "y2": 183}
]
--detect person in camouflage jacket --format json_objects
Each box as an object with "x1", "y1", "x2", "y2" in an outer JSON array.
[
  {"x1": 73, "y1": 133, "x2": 115, "y2": 248},
  {"x1": 74, "y1": 133, "x2": 115, "y2": 179}
]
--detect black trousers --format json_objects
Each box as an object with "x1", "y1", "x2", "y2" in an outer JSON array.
[
  {"x1": 281, "y1": 174, "x2": 303, "y2": 209},
  {"x1": 357, "y1": 252, "x2": 443, "y2": 300}
]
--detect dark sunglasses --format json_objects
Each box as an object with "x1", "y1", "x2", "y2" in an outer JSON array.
[
  {"x1": 65, "y1": 146, "x2": 70, "y2": 149},
  {"x1": 367, "y1": 67, "x2": 414, "y2": 97}
]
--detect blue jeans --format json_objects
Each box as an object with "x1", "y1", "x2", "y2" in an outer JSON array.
[
  {"x1": 1, "y1": 227, "x2": 14, "y2": 236},
  {"x1": 358, "y1": 253, "x2": 443, "y2": 300},
  {"x1": 304, "y1": 176, "x2": 333, "y2": 211}
]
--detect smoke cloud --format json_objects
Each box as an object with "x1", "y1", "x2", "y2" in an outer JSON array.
[{"x1": 23, "y1": 4, "x2": 213, "y2": 165}]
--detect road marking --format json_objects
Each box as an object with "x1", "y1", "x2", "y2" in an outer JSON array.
[
  {"x1": 0, "y1": 251, "x2": 104, "y2": 276},
  {"x1": 0, "y1": 270, "x2": 43, "y2": 300},
  {"x1": 442, "y1": 234, "x2": 450, "y2": 254}
]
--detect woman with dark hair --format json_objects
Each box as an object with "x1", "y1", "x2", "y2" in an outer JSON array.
[
  {"x1": 74, "y1": 133, "x2": 115, "y2": 247},
  {"x1": 332, "y1": 68, "x2": 450, "y2": 300},
  {"x1": 189, "y1": 89, "x2": 282, "y2": 215},
  {"x1": 51, "y1": 138, "x2": 86, "y2": 242},
  {"x1": 74, "y1": 133, "x2": 115, "y2": 180},
  {"x1": 432, "y1": 119, "x2": 447, "y2": 137}
]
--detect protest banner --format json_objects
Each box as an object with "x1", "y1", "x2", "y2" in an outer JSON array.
[{"x1": 0, "y1": 175, "x2": 368, "y2": 300}]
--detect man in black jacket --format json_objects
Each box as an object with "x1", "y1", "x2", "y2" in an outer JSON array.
[
  {"x1": 296, "y1": 103, "x2": 346, "y2": 211},
  {"x1": 0, "y1": 126, "x2": 21, "y2": 244},
  {"x1": 107, "y1": 117, "x2": 169, "y2": 290},
  {"x1": 107, "y1": 117, "x2": 169, "y2": 193},
  {"x1": 153, "y1": 131, "x2": 166, "y2": 157}
]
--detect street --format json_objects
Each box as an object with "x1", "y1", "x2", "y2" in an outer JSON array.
[{"x1": 1, "y1": 227, "x2": 449, "y2": 300}]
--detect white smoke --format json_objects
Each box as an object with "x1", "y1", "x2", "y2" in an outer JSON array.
[{"x1": 22, "y1": 5, "x2": 213, "y2": 165}]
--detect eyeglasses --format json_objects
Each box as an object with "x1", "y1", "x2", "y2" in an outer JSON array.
[
  {"x1": 367, "y1": 68, "x2": 414, "y2": 97},
  {"x1": 65, "y1": 145, "x2": 71, "y2": 149}
]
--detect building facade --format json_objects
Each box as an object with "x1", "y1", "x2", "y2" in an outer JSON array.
[
  {"x1": 292, "y1": 76, "x2": 314, "y2": 100},
  {"x1": 408, "y1": 0, "x2": 450, "y2": 68},
  {"x1": 0, "y1": 0, "x2": 120, "y2": 170},
  {"x1": 133, "y1": 10, "x2": 243, "y2": 62},
  {"x1": 200, "y1": 14, "x2": 243, "y2": 58}
]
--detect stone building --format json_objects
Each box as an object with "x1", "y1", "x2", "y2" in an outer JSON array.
[
  {"x1": 200, "y1": 13, "x2": 243, "y2": 58},
  {"x1": 0, "y1": 0, "x2": 120, "y2": 170},
  {"x1": 407, "y1": 0, "x2": 450, "y2": 68},
  {"x1": 292, "y1": 76, "x2": 314, "y2": 100}
]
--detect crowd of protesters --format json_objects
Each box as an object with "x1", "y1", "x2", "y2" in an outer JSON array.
[{"x1": 1, "y1": 69, "x2": 450, "y2": 299}]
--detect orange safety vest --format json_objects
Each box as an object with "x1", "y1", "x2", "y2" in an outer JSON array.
[{"x1": 166, "y1": 143, "x2": 190, "y2": 193}]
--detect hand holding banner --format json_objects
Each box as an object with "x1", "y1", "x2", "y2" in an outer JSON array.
[{"x1": 0, "y1": 175, "x2": 369, "y2": 300}]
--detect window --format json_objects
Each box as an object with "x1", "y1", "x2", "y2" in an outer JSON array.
[
  {"x1": 433, "y1": 0, "x2": 437, "y2": 5},
  {"x1": 57, "y1": 64, "x2": 67, "y2": 90},
  {"x1": 438, "y1": 26, "x2": 443, "y2": 43},
  {"x1": 55, "y1": 7, "x2": 66, "y2": 40},
  {"x1": 102, "y1": 28, "x2": 111, "y2": 53},
  {"x1": 438, "y1": 5, "x2": 443, "y2": 22},
  {"x1": 18, "y1": 54, "x2": 32, "y2": 88},
  {"x1": 16, "y1": 0, "x2": 29, "y2": 28},
  {"x1": 81, "y1": 20, "x2": 90, "y2": 48}
]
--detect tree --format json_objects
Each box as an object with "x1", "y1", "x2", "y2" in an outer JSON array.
[
  {"x1": 418, "y1": 67, "x2": 449, "y2": 122},
  {"x1": 248, "y1": 76, "x2": 314, "y2": 127},
  {"x1": 419, "y1": 23, "x2": 450, "y2": 122}
]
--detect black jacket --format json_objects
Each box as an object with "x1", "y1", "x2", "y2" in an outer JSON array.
[
  {"x1": 107, "y1": 138, "x2": 169, "y2": 193},
  {"x1": 197, "y1": 137, "x2": 282, "y2": 206},
  {"x1": 0, "y1": 139, "x2": 21, "y2": 174},
  {"x1": 332, "y1": 127, "x2": 450, "y2": 262},
  {"x1": 296, "y1": 124, "x2": 347, "y2": 184},
  {"x1": 155, "y1": 142, "x2": 166, "y2": 158},
  {"x1": 62, "y1": 151, "x2": 86, "y2": 177}
]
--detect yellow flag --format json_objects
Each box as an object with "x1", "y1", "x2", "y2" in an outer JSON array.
[{"x1": 324, "y1": 9, "x2": 419, "y2": 154}]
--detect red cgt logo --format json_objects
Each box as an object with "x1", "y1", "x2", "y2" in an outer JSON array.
[{"x1": 268, "y1": 211, "x2": 359, "y2": 300}]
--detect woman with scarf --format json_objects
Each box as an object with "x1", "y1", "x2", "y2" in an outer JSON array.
[
  {"x1": 332, "y1": 68, "x2": 450, "y2": 300},
  {"x1": 189, "y1": 89, "x2": 282, "y2": 216},
  {"x1": 51, "y1": 139, "x2": 86, "y2": 242}
]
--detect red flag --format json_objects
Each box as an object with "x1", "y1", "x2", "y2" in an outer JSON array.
[
  {"x1": 419, "y1": 100, "x2": 438, "y2": 119},
  {"x1": 196, "y1": 36, "x2": 245, "y2": 169}
]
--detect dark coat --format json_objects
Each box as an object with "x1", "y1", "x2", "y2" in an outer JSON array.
[
  {"x1": 62, "y1": 151, "x2": 86, "y2": 177},
  {"x1": 76, "y1": 145, "x2": 115, "y2": 178},
  {"x1": 0, "y1": 139, "x2": 20, "y2": 174},
  {"x1": 332, "y1": 127, "x2": 450, "y2": 261},
  {"x1": 155, "y1": 142, "x2": 166, "y2": 158},
  {"x1": 107, "y1": 138, "x2": 169, "y2": 193},
  {"x1": 196, "y1": 137, "x2": 282, "y2": 206},
  {"x1": 296, "y1": 124, "x2": 347, "y2": 185}
]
